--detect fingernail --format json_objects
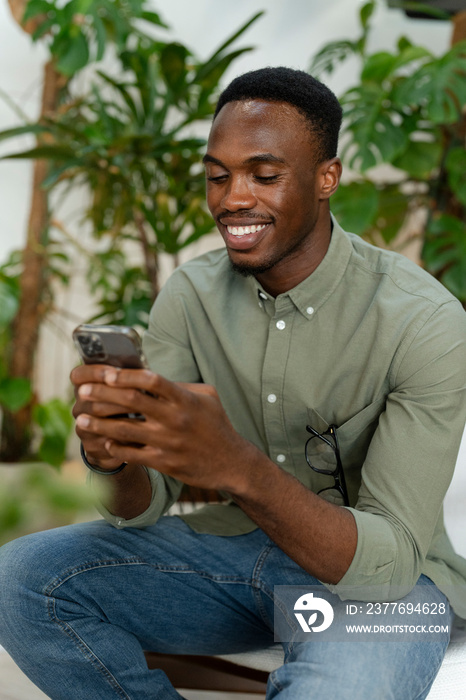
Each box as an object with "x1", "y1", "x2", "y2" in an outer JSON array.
[
  {"x1": 104, "y1": 370, "x2": 118, "y2": 384},
  {"x1": 76, "y1": 415, "x2": 90, "y2": 428},
  {"x1": 79, "y1": 384, "x2": 92, "y2": 397}
]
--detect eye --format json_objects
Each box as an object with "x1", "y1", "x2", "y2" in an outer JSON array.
[
  {"x1": 254, "y1": 174, "x2": 280, "y2": 184},
  {"x1": 206, "y1": 174, "x2": 228, "y2": 183}
]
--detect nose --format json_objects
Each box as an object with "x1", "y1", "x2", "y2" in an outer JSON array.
[{"x1": 221, "y1": 174, "x2": 257, "y2": 212}]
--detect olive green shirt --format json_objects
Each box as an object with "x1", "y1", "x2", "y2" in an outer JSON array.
[{"x1": 96, "y1": 219, "x2": 466, "y2": 616}]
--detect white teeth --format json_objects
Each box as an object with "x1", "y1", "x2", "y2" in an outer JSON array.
[{"x1": 226, "y1": 224, "x2": 267, "y2": 236}]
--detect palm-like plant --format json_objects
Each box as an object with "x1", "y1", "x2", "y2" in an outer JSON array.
[
  {"x1": 311, "y1": 0, "x2": 466, "y2": 303},
  {"x1": 0, "y1": 1, "x2": 262, "y2": 460}
]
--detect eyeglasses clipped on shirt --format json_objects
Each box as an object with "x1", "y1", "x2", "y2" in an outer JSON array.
[{"x1": 305, "y1": 424, "x2": 349, "y2": 507}]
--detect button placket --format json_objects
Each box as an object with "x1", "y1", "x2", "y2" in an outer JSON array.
[{"x1": 261, "y1": 299, "x2": 294, "y2": 474}]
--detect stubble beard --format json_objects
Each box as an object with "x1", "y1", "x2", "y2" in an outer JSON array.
[{"x1": 228, "y1": 256, "x2": 277, "y2": 278}]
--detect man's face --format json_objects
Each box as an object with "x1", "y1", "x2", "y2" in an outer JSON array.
[{"x1": 204, "y1": 99, "x2": 340, "y2": 294}]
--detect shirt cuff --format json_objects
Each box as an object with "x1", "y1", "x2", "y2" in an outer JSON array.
[
  {"x1": 322, "y1": 507, "x2": 408, "y2": 602},
  {"x1": 89, "y1": 468, "x2": 170, "y2": 529}
]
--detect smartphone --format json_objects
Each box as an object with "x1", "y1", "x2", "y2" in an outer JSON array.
[
  {"x1": 72, "y1": 324, "x2": 148, "y2": 369},
  {"x1": 73, "y1": 324, "x2": 148, "y2": 421}
]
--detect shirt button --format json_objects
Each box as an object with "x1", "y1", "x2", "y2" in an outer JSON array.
[
  {"x1": 259, "y1": 292, "x2": 268, "y2": 300},
  {"x1": 276, "y1": 320, "x2": 286, "y2": 330},
  {"x1": 306, "y1": 306, "x2": 314, "y2": 315},
  {"x1": 267, "y1": 394, "x2": 277, "y2": 403},
  {"x1": 277, "y1": 454, "x2": 286, "y2": 463}
]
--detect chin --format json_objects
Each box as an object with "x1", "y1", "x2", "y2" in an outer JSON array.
[{"x1": 229, "y1": 256, "x2": 276, "y2": 278}]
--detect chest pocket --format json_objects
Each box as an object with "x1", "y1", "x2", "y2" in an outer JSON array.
[
  {"x1": 336, "y1": 398, "x2": 386, "y2": 471},
  {"x1": 306, "y1": 399, "x2": 385, "y2": 506}
]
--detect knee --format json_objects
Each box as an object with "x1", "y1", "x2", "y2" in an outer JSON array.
[{"x1": 0, "y1": 533, "x2": 49, "y2": 611}]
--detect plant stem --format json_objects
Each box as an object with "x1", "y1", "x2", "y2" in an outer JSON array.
[{"x1": 133, "y1": 209, "x2": 159, "y2": 301}]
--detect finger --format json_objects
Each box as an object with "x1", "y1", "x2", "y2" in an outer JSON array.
[
  {"x1": 105, "y1": 440, "x2": 159, "y2": 468},
  {"x1": 102, "y1": 368, "x2": 188, "y2": 403},
  {"x1": 70, "y1": 364, "x2": 116, "y2": 387},
  {"x1": 77, "y1": 383, "x2": 156, "y2": 417},
  {"x1": 76, "y1": 414, "x2": 155, "y2": 446},
  {"x1": 73, "y1": 397, "x2": 133, "y2": 419},
  {"x1": 178, "y1": 382, "x2": 218, "y2": 398}
]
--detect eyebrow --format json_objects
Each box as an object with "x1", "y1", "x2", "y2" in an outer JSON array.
[{"x1": 202, "y1": 153, "x2": 286, "y2": 166}]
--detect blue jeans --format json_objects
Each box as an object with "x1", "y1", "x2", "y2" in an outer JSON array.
[{"x1": 0, "y1": 515, "x2": 451, "y2": 699}]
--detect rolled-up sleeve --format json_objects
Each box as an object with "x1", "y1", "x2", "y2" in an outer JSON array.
[
  {"x1": 327, "y1": 300, "x2": 466, "y2": 601},
  {"x1": 90, "y1": 468, "x2": 183, "y2": 529}
]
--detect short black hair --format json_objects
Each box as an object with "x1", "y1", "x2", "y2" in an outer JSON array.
[{"x1": 214, "y1": 67, "x2": 342, "y2": 163}]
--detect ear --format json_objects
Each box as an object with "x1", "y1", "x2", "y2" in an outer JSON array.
[{"x1": 318, "y1": 158, "x2": 342, "y2": 200}]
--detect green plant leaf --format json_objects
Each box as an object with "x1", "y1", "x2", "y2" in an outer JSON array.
[
  {"x1": 392, "y1": 44, "x2": 432, "y2": 71},
  {"x1": 342, "y1": 83, "x2": 408, "y2": 170},
  {"x1": 388, "y1": 1, "x2": 451, "y2": 20},
  {"x1": 55, "y1": 31, "x2": 90, "y2": 76},
  {"x1": 91, "y1": 12, "x2": 107, "y2": 62},
  {"x1": 0, "y1": 124, "x2": 49, "y2": 143},
  {"x1": 446, "y1": 147, "x2": 466, "y2": 207},
  {"x1": 33, "y1": 398, "x2": 73, "y2": 441},
  {"x1": 22, "y1": 0, "x2": 52, "y2": 22},
  {"x1": 160, "y1": 43, "x2": 189, "y2": 96},
  {"x1": 360, "y1": 1, "x2": 376, "y2": 29},
  {"x1": 140, "y1": 10, "x2": 169, "y2": 28},
  {"x1": 0, "y1": 280, "x2": 19, "y2": 326},
  {"x1": 36, "y1": 435, "x2": 67, "y2": 467},
  {"x1": 96, "y1": 71, "x2": 140, "y2": 120},
  {"x1": 423, "y1": 215, "x2": 466, "y2": 301},
  {"x1": 309, "y1": 40, "x2": 359, "y2": 77},
  {"x1": 330, "y1": 181, "x2": 379, "y2": 235},
  {"x1": 0, "y1": 378, "x2": 32, "y2": 412},
  {"x1": 370, "y1": 185, "x2": 410, "y2": 244},
  {"x1": 361, "y1": 52, "x2": 397, "y2": 83},
  {"x1": 392, "y1": 139, "x2": 442, "y2": 179},
  {"x1": 1, "y1": 145, "x2": 76, "y2": 160},
  {"x1": 393, "y1": 45, "x2": 466, "y2": 124},
  {"x1": 201, "y1": 11, "x2": 263, "y2": 69},
  {"x1": 33, "y1": 399, "x2": 74, "y2": 467}
]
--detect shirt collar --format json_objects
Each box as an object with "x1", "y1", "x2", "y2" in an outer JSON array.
[{"x1": 250, "y1": 217, "x2": 353, "y2": 319}]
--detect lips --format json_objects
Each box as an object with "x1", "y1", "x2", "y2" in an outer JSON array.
[{"x1": 218, "y1": 217, "x2": 272, "y2": 251}]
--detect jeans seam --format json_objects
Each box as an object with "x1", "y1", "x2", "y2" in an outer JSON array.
[
  {"x1": 46, "y1": 595, "x2": 131, "y2": 700},
  {"x1": 251, "y1": 542, "x2": 277, "y2": 629},
  {"x1": 44, "y1": 559, "x2": 256, "y2": 597}
]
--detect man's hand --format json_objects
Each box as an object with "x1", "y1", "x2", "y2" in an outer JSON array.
[
  {"x1": 71, "y1": 364, "x2": 135, "y2": 470},
  {"x1": 74, "y1": 368, "x2": 255, "y2": 493}
]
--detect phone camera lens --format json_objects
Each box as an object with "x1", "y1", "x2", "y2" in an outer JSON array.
[{"x1": 87, "y1": 339, "x2": 104, "y2": 357}]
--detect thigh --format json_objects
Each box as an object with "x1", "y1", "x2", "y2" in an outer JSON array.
[
  {"x1": 0, "y1": 516, "x2": 274, "y2": 655},
  {"x1": 263, "y1": 569, "x2": 452, "y2": 700}
]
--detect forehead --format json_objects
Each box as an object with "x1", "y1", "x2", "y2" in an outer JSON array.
[{"x1": 206, "y1": 100, "x2": 314, "y2": 163}]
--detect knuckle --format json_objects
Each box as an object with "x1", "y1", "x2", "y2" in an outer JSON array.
[
  {"x1": 144, "y1": 370, "x2": 160, "y2": 393},
  {"x1": 172, "y1": 411, "x2": 190, "y2": 432},
  {"x1": 126, "y1": 388, "x2": 140, "y2": 404}
]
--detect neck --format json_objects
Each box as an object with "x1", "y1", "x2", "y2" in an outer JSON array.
[{"x1": 256, "y1": 215, "x2": 333, "y2": 297}]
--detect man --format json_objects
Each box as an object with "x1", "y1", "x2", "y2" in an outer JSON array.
[{"x1": 1, "y1": 67, "x2": 465, "y2": 699}]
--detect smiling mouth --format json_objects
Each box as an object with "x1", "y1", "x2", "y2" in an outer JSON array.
[{"x1": 226, "y1": 224, "x2": 268, "y2": 237}]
